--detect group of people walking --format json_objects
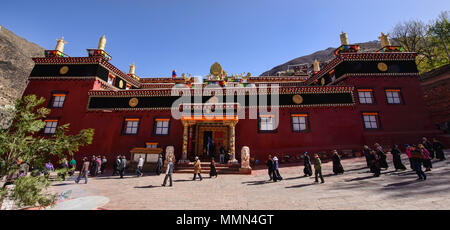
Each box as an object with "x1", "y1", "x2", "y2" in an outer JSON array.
[
  {"x1": 362, "y1": 137, "x2": 446, "y2": 180},
  {"x1": 265, "y1": 137, "x2": 446, "y2": 184},
  {"x1": 266, "y1": 155, "x2": 283, "y2": 182}
]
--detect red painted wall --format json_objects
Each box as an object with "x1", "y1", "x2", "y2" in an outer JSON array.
[{"x1": 22, "y1": 74, "x2": 443, "y2": 167}]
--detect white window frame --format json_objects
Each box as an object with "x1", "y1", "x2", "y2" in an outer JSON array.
[
  {"x1": 124, "y1": 119, "x2": 139, "y2": 135},
  {"x1": 358, "y1": 90, "x2": 374, "y2": 104},
  {"x1": 386, "y1": 90, "x2": 402, "y2": 104},
  {"x1": 363, "y1": 114, "x2": 379, "y2": 129},
  {"x1": 44, "y1": 120, "x2": 58, "y2": 134},
  {"x1": 155, "y1": 119, "x2": 170, "y2": 135},
  {"x1": 51, "y1": 95, "x2": 66, "y2": 108},
  {"x1": 292, "y1": 115, "x2": 308, "y2": 132},
  {"x1": 259, "y1": 115, "x2": 275, "y2": 131}
]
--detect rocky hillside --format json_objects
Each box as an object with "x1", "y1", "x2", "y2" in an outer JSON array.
[
  {"x1": 260, "y1": 40, "x2": 395, "y2": 76},
  {"x1": 0, "y1": 25, "x2": 44, "y2": 128}
]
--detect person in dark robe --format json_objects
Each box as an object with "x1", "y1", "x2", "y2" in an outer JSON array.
[
  {"x1": 112, "y1": 156, "x2": 120, "y2": 176},
  {"x1": 368, "y1": 150, "x2": 381, "y2": 177},
  {"x1": 209, "y1": 159, "x2": 218, "y2": 178},
  {"x1": 224, "y1": 152, "x2": 230, "y2": 164},
  {"x1": 433, "y1": 138, "x2": 446, "y2": 161},
  {"x1": 363, "y1": 145, "x2": 372, "y2": 168},
  {"x1": 272, "y1": 156, "x2": 282, "y2": 182},
  {"x1": 90, "y1": 156, "x2": 99, "y2": 177},
  {"x1": 266, "y1": 155, "x2": 274, "y2": 181},
  {"x1": 303, "y1": 152, "x2": 313, "y2": 177},
  {"x1": 391, "y1": 144, "x2": 406, "y2": 171},
  {"x1": 156, "y1": 154, "x2": 163, "y2": 175},
  {"x1": 332, "y1": 150, "x2": 344, "y2": 175},
  {"x1": 422, "y1": 137, "x2": 435, "y2": 159},
  {"x1": 100, "y1": 156, "x2": 107, "y2": 174},
  {"x1": 374, "y1": 143, "x2": 388, "y2": 169}
]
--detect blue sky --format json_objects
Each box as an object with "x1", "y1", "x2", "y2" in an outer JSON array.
[{"x1": 1, "y1": 0, "x2": 449, "y2": 77}]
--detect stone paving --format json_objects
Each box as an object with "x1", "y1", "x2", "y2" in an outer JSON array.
[{"x1": 47, "y1": 151, "x2": 450, "y2": 210}]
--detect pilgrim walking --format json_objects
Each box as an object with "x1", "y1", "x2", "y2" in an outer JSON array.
[
  {"x1": 332, "y1": 150, "x2": 344, "y2": 175},
  {"x1": 210, "y1": 159, "x2": 218, "y2": 178},
  {"x1": 303, "y1": 152, "x2": 313, "y2": 177},
  {"x1": 156, "y1": 154, "x2": 163, "y2": 175},
  {"x1": 410, "y1": 145, "x2": 427, "y2": 180},
  {"x1": 193, "y1": 157, "x2": 203, "y2": 181},
  {"x1": 418, "y1": 144, "x2": 432, "y2": 172},
  {"x1": 374, "y1": 143, "x2": 389, "y2": 169},
  {"x1": 75, "y1": 157, "x2": 90, "y2": 184},
  {"x1": 422, "y1": 137, "x2": 435, "y2": 159},
  {"x1": 112, "y1": 156, "x2": 120, "y2": 176},
  {"x1": 162, "y1": 159, "x2": 174, "y2": 187},
  {"x1": 368, "y1": 149, "x2": 381, "y2": 177},
  {"x1": 272, "y1": 155, "x2": 282, "y2": 182},
  {"x1": 314, "y1": 154, "x2": 324, "y2": 183},
  {"x1": 391, "y1": 144, "x2": 406, "y2": 171},
  {"x1": 266, "y1": 155, "x2": 274, "y2": 181},
  {"x1": 137, "y1": 156, "x2": 144, "y2": 177},
  {"x1": 405, "y1": 144, "x2": 414, "y2": 170},
  {"x1": 363, "y1": 145, "x2": 372, "y2": 168},
  {"x1": 433, "y1": 138, "x2": 446, "y2": 161},
  {"x1": 119, "y1": 155, "x2": 127, "y2": 178},
  {"x1": 90, "y1": 156, "x2": 99, "y2": 177}
]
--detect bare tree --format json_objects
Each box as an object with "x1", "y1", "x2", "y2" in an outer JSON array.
[{"x1": 391, "y1": 20, "x2": 427, "y2": 53}]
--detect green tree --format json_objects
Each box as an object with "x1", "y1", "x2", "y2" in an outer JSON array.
[
  {"x1": 0, "y1": 94, "x2": 94, "y2": 208},
  {"x1": 428, "y1": 11, "x2": 450, "y2": 62}
]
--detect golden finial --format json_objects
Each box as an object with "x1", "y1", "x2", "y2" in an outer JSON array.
[
  {"x1": 378, "y1": 32, "x2": 391, "y2": 47},
  {"x1": 340, "y1": 31, "x2": 349, "y2": 45},
  {"x1": 313, "y1": 59, "x2": 320, "y2": 72},
  {"x1": 98, "y1": 35, "x2": 107, "y2": 50},
  {"x1": 129, "y1": 62, "x2": 136, "y2": 75},
  {"x1": 55, "y1": 37, "x2": 67, "y2": 53}
]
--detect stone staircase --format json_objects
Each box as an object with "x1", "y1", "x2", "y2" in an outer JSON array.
[{"x1": 174, "y1": 162, "x2": 246, "y2": 174}]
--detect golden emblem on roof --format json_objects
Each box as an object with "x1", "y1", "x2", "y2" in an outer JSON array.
[
  {"x1": 129, "y1": 97, "x2": 139, "y2": 107},
  {"x1": 377, "y1": 62, "x2": 388, "y2": 72},
  {"x1": 210, "y1": 62, "x2": 223, "y2": 80},
  {"x1": 292, "y1": 95, "x2": 303, "y2": 104},
  {"x1": 59, "y1": 66, "x2": 69, "y2": 75}
]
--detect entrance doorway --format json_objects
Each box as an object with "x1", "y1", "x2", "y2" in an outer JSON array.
[{"x1": 195, "y1": 125, "x2": 229, "y2": 161}]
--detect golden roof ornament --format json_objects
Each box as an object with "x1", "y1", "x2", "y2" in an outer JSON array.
[
  {"x1": 55, "y1": 37, "x2": 67, "y2": 53},
  {"x1": 313, "y1": 59, "x2": 320, "y2": 72},
  {"x1": 129, "y1": 62, "x2": 136, "y2": 75},
  {"x1": 340, "y1": 32, "x2": 349, "y2": 45},
  {"x1": 98, "y1": 35, "x2": 106, "y2": 50},
  {"x1": 378, "y1": 32, "x2": 391, "y2": 47},
  {"x1": 210, "y1": 62, "x2": 223, "y2": 80}
]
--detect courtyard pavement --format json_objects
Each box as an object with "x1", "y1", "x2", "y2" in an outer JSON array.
[{"x1": 47, "y1": 151, "x2": 450, "y2": 210}]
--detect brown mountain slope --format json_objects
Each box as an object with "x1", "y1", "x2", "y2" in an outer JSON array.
[
  {"x1": 0, "y1": 25, "x2": 45, "y2": 128},
  {"x1": 260, "y1": 41, "x2": 389, "y2": 76}
]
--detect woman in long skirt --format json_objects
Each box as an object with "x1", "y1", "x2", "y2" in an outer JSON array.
[
  {"x1": 332, "y1": 150, "x2": 344, "y2": 175},
  {"x1": 391, "y1": 144, "x2": 406, "y2": 171},
  {"x1": 303, "y1": 152, "x2": 313, "y2": 177},
  {"x1": 156, "y1": 154, "x2": 163, "y2": 175},
  {"x1": 368, "y1": 150, "x2": 381, "y2": 177},
  {"x1": 433, "y1": 138, "x2": 446, "y2": 161},
  {"x1": 210, "y1": 159, "x2": 218, "y2": 178},
  {"x1": 374, "y1": 144, "x2": 389, "y2": 169}
]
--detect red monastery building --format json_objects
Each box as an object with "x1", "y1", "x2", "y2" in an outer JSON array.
[{"x1": 22, "y1": 33, "x2": 446, "y2": 170}]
